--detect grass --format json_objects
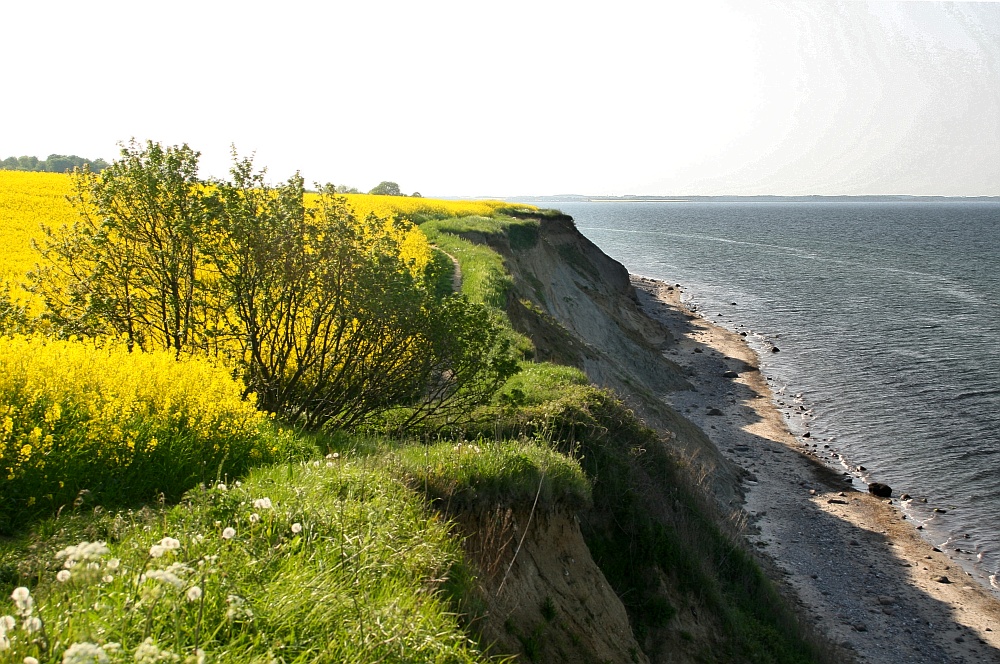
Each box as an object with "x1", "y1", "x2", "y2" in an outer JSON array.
[
  {"x1": 393, "y1": 439, "x2": 591, "y2": 513},
  {"x1": 0, "y1": 457, "x2": 490, "y2": 664}
]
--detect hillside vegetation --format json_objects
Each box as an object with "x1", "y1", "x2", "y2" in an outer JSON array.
[{"x1": 0, "y1": 143, "x2": 836, "y2": 663}]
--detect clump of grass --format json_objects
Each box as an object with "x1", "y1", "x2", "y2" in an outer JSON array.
[
  {"x1": 0, "y1": 457, "x2": 487, "y2": 664},
  {"x1": 393, "y1": 439, "x2": 591, "y2": 513},
  {"x1": 0, "y1": 335, "x2": 313, "y2": 535}
]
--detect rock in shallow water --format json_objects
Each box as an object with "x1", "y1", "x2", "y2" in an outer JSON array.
[{"x1": 868, "y1": 482, "x2": 892, "y2": 498}]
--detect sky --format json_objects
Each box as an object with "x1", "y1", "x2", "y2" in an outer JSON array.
[{"x1": 3, "y1": 0, "x2": 999, "y2": 197}]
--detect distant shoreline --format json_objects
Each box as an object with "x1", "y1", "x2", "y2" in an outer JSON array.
[{"x1": 504, "y1": 195, "x2": 1000, "y2": 204}]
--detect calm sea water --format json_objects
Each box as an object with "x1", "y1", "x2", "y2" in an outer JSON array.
[{"x1": 551, "y1": 201, "x2": 1000, "y2": 588}]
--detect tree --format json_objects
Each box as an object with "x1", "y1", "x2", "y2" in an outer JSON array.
[
  {"x1": 30, "y1": 144, "x2": 518, "y2": 431},
  {"x1": 30, "y1": 140, "x2": 208, "y2": 353},
  {"x1": 369, "y1": 181, "x2": 402, "y2": 196}
]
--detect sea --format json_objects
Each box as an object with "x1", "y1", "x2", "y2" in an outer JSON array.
[{"x1": 547, "y1": 200, "x2": 1000, "y2": 591}]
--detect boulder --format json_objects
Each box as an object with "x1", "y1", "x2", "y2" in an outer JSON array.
[{"x1": 868, "y1": 482, "x2": 892, "y2": 498}]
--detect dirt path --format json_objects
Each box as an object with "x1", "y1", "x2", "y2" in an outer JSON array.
[{"x1": 632, "y1": 275, "x2": 1000, "y2": 664}]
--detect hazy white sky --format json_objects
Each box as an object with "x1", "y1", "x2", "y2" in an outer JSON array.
[{"x1": 3, "y1": 1, "x2": 999, "y2": 196}]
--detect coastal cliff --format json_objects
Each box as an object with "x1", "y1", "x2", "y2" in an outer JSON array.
[{"x1": 436, "y1": 211, "x2": 838, "y2": 663}]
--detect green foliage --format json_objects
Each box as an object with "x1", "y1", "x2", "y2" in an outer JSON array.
[
  {"x1": 393, "y1": 439, "x2": 591, "y2": 512},
  {"x1": 0, "y1": 459, "x2": 487, "y2": 663},
  {"x1": 0, "y1": 154, "x2": 109, "y2": 173},
  {"x1": 27, "y1": 141, "x2": 518, "y2": 432},
  {"x1": 368, "y1": 180, "x2": 402, "y2": 196}
]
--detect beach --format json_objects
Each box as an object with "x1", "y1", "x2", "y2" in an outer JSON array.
[{"x1": 631, "y1": 274, "x2": 1000, "y2": 664}]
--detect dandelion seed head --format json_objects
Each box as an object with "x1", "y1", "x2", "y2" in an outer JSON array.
[
  {"x1": 186, "y1": 586, "x2": 202, "y2": 602},
  {"x1": 0, "y1": 636, "x2": 10, "y2": 651},
  {"x1": 253, "y1": 497, "x2": 272, "y2": 510},
  {"x1": 0, "y1": 615, "x2": 14, "y2": 632},
  {"x1": 57, "y1": 570, "x2": 72, "y2": 583},
  {"x1": 291, "y1": 522, "x2": 302, "y2": 534},
  {"x1": 149, "y1": 545, "x2": 166, "y2": 558},
  {"x1": 106, "y1": 558, "x2": 120, "y2": 570},
  {"x1": 216, "y1": 483, "x2": 227, "y2": 491},
  {"x1": 25, "y1": 657, "x2": 40, "y2": 664},
  {"x1": 10, "y1": 588, "x2": 29, "y2": 603},
  {"x1": 102, "y1": 574, "x2": 114, "y2": 584},
  {"x1": 222, "y1": 527, "x2": 236, "y2": 540},
  {"x1": 159, "y1": 537, "x2": 181, "y2": 551},
  {"x1": 22, "y1": 616, "x2": 41, "y2": 633},
  {"x1": 249, "y1": 513, "x2": 260, "y2": 524}
]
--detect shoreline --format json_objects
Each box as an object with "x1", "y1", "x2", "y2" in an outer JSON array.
[{"x1": 630, "y1": 274, "x2": 1000, "y2": 663}]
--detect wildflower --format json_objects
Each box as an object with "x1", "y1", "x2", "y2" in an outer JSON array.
[
  {"x1": 0, "y1": 615, "x2": 14, "y2": 633},
  {"x1": 25, "y1": 657, "x2": 40, "y2": 664},
  {"x1": 249, "y1": 513, "x2": 260, "y2": 524},
  {"x1": 326, "y1": 461, "x2": 334, "y2": 468},
  {"x1": 186, "y1": 586, "x2": 202, "y2": 602},
  {"x1": 222, "y1": 527, "x2": 236, "y2": 540},
  {"x1": 106, "y1": 558, "x2": 120, "y2": 570},
  {"x1": 184, "y1": 649, "x2": 205, "y2": 664},
  {"x1": 149, "y1": 545, "x2": 166, "y2": 558},
  {"x1": 56, "y1": 541, "x2": 110, "y2": 569},
  {"x1": 62, "y1": 642, "x2": 109, "y2": 664},
  {"x1": 216, "y1": 483, "x2": 227, "y2": 491},
  {"x1": 102, "y1": 575, "x2": 114, "y2": 584},
  {"x1": 158, "y1": 537, "x2": 181, "y2": 551},
  {"x1": 133, "y1": 638, "x2": 179, "y2": 664},
  {"x1": 291, "y1": 522, "x2": 302, "y2": 534},
  {"x1": 0, "y1": 636, "x2": 9, "y2": 651},
  {"x1": 22, "y1": 616, "x2": 41, "y2": 633},
  {"x1": 57, "y1": 570, "x2": 72, "y2": 582},
  {"x1": 234, "y1": 480, "x2": 242, "y2": 487},
  {"x1": 312, "y1": 460, "x2": 321, "y2": 468},
  {"x1": 10, "y1": 587, "x2": 32, "y2": 615},
  {"x1": 253, "y1": 497, "x2": 272, "y2": 510},
  {"x1": 144, "y1": 569, "x2": 184, "y2": 589}
]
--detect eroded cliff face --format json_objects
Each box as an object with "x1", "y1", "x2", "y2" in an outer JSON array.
[
  {"x1": 498, "y1": 213, "x2": 744, "y2": 508},
  {"x1": 459, "y1": 509, "x2": 648, "y2": 664}
]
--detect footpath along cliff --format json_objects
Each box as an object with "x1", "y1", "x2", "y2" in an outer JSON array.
[{"x1": 457, "y1": 209, "x2": 1000, "y2": 664}]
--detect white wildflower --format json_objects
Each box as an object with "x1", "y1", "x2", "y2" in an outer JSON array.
[
  {"x1": 216, "y1": 483, "x2": 227, "y2": 491},
  {"x1": 234, "y1": 480, "x2": 241, "y2": 487},
  {"x1": 221, "y1": 527, "x2": 236, "y2": 540},
  {"x1": 144, "y1": 569, "x2": 183, "y2": 589},
  {"x1": 249, "y1": 513, "x2": 260, "y2": 524},
  {"x1": 102, "y1": 575, "x2": 114, "y2": 584},
  {"x1": 57, "y1": 569, "x2": 72, "y2": 582},
  {"x1": 25, "y1": 657, "x2": 40, "y2": 664},
  {"x1": 291, "y1": 522, "x2": 302, "y2": 534},
  {"x1": 62, "y1": 642, "x2": 109, "y2": 664},
  {"x1": 10, "y1": 587, "x2": 32, "y2": 615},
  {"x1": 252, "y1": 497, "x2": 272, "y2": 510},
  {"x1": 149, "y1": 545, "x2": 166, "y2": 558},
  {"x1": 133, "y1": 637, "x2": 179, "y2": 664},
  {"x1": 158, "y1": 537, "x2": 181, "y2": 551},
  {"x1": 0, "y1": 636, "x2": 9, "y2": 651},
  {"x1": 103, "y1": 643, "x2": 121, "y2": 654},
  {"x1": 312, "y1": 460, "x2": 320, "y2": 468},
  {"x1": 106, "y1": 558, "x2": 120, "y2": 570},
  {"x1": 56, "y1": 541, "x2": 110, "y2": 569},
  {"x1": 1, "y1": 615, "x2": 16, "y2": 632},
  {"x1": 186, "y1": 586, "x2": 202, "y2": 602},
  {"x1": 183, "y1": 648, "x2": 205, "y2": 664},
  {"x1": 22, "y1": 616, "x2": 41, "y2": 633}
]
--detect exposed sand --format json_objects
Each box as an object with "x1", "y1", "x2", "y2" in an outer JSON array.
[{"x1": 631, "y1": 275, "x2": 1000, "y2": 664}]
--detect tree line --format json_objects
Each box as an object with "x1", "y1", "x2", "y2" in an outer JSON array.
[
  {"x1": 20, "y1": 140, "x2": 517, "y2": 432},
  {"x1": 1, "y1": 154, "x2": 109, "y2": 173}
]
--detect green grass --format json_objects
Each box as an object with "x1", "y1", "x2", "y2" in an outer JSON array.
[
  {"x1": 0, "y1": 457, "x2": 489, "y2": 664},
  {"x1": 393, "y1": 439, "x2": 591, "y2": 513}
]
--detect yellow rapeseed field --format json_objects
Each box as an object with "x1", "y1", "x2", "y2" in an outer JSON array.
[
  {"x1": 0, "y1": 172, "x2": 532, "y2": 301},
  {"x1": 0, "y1": 171, "x2": 76, "y2": 301}
]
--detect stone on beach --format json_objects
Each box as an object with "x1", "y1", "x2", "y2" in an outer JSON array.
[{"x1": 868, "y1": 482, "x2": 893, "y2": 498}]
